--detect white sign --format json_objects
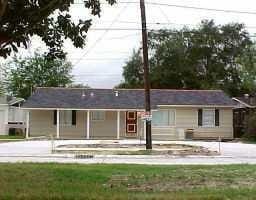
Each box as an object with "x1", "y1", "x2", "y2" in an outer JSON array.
[{"x1": 140, "y1": 111, "x2": 152, "y2": 121}]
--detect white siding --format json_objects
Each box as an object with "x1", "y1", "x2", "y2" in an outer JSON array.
[
  {"x1": 151, "y1": 107, "x2": 233, "y2": 140},
  {"x1": 28, "y1": 107, "x2": 233, "y2": 140},
  {"x1": 0, "y1": 105, "x2": 8, "y2": 135}
]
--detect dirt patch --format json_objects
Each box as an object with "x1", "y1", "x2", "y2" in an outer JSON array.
[
  {"x1": 58, "y1": 143, "x2": 195, "y2": 149},
  {"x1": 106, "y1": 170, "x2": 256, "y2": 192},
  {"x1": 55, "y1": 143, "x2": 218, "y2": 156}
]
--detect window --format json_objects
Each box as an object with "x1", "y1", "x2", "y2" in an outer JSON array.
[
  {"x1": 152, "y1": 110, "x2": 175, "y2": 127},
  {"x1": 127, "y1": 111, "x2": 136, "y2": 120},
  {"x1": 60, "y1": 110, "x2": 72, "y2": 126},
  {"x1": 202, "y1": 109, "x2": 215, "y2": 127},
  {"x1": 127, "y1": 124, "x2": 136, "y2": 133},
  {"x1": 91, "y1": 111, "x2": 105, "y2": 121}
]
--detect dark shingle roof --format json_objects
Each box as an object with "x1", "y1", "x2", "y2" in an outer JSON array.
[{"x1": 22, "y1": 87, "x2": 236, "y2": 109}]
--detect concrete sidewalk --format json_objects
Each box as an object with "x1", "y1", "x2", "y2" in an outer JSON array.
[{"x1": 1, "y1": 140, "x2": 256, "y2": 164}]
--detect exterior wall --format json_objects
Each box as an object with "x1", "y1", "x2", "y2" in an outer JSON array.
[
  {"x1": 90, "y1": 111, "x2": 117, "y2": 139},
  {"x1": 84, "y1": 111, "x2": 143, "y2": 139},
  {"x1": 30, "y1": 110, "x2": 56, "y2": 137},
  {"x1": 30, "y1": 110, "x2": 87, "y2": 138},
  {"x1": 194, "y1": 108, "x2": 233, "y2": 139},
  {"x1": 152, "y1": 107, "x2": 233, "y2": 140},
  {"x1": 29, "y1": 110, "x2": 144, "y2": 139},
  {"x1": 0, "y1": 105, "x2": 8, "y2": 135},
  {"x1": 28, "y1": 107, "x2": 233, "y2": 140},
  {"x1": 0, "y1": 105, "x2": 26, "y2": 135},
  {"x1": 8, "y1": 106, "x2": 26, "y2": 123},
  {"x1": 60, "y1": 111, "x2": 86, "y2": 138}
]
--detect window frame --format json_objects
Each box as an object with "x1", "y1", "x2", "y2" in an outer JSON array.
[
  {"x1": 60, "y1": 110, "x2": 73, "y2": 127},
  {"x1": 127, "y1": 124, "x2": 136, "y2": 133},
  {"x1": 202, "y1": 109, "x2": 215, "y2": 128},
  {"x1": 91, "y1": 111, "x2": 106, "y2": 121},
  {"x1": 127, "y1": 111, "x2": 136, "y2": 120},
  {"x1": 152, "y1": 109, "x2": 176, "y2": 128}
]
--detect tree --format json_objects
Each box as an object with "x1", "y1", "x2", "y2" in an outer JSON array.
[
  {"x1": 0, "y1": 64, "x2": 5, "y2": 96},
  {"x1": 149, "y1": 29, "x2": 201, "y2": 89},
  {"x1": 5, "y1": 53, "x2": 73, "y2": 99},
  {"x1": 0, "y1": 81, "x2": 4, "y2": 96},
  {"x1": 119, "y1": 20, "x2": 254, "y2": 96},
  {"x1": 0, "y1": 0, "x2": 116, "y2": 59},
  {"x1": 117, "y1": 49, "x2": 144, "y2": 88},
  {"x1": 237, "y1": 44, "x2": 256, "y2": 95},
  {"x1": 244, "y1": 111, "x2": 256, "y2": 139},
  {"x1": 0, "y1": 0, "x2": 7, "y2": 18}
]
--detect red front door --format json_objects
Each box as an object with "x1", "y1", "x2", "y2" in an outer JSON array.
[{"x1": 126, "y1": 111, "x2": 137, "y2": 137}]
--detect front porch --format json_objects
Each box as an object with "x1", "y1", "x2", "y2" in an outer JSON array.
[{"x1": 26, "y1": 110, "x2": 146, "y2": 140}]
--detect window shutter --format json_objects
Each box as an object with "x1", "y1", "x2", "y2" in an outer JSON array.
[
  {"x1": 198, "y1": 109, "x2": 202, "y2": 126},
  {"x1": 72, "y1": 110, "x2": 76, "y2": 125},
  {"x1": 53, "y1": 110, "x2": 57, "y2": 125},
  {"x1": 215, "y1": 109, "x2": 219, "y2": 126}
]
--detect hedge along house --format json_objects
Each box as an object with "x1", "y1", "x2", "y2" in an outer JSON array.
[{"x1": 22, "y1": 87, "x2": 236, "y2": 140}]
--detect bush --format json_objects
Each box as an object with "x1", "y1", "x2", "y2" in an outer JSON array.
[
  {"x1": 243, "y1": 112, "x2": 256, "y2": 140},
  {"x1": 8, "y1": 128, "x2": 24, "y2": 136}
]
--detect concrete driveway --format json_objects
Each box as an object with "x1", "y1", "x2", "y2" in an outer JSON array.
[{"x1": 1, "y1": 140, "x2": 256, "y2": 164}]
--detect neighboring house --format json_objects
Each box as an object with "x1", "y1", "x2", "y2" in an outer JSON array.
[
  {"x1": 0, "y1": 96, "x2": 25, "y2": 135},
  {"x1": 232, "y1": 95, "x2": 256, "y2": 137},
  {"x1": 22, "y1": 87, "x2": 236, "y2": 140}
]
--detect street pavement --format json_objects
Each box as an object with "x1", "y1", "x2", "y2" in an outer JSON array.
[{"x1": 1, "y1": 140, "x2": 256, "y2": 165}]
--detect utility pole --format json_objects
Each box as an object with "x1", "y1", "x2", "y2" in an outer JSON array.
[{"x1": 140, "y1": 0, "x2": 152, "y2": 150}]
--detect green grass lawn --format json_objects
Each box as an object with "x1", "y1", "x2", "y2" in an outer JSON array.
[
  {"x1": 0, "y1": 135, "x2": 25, "y2": 140},
  {"x1": 1, "y1": 164, "x2": 256, "y2": 199}
]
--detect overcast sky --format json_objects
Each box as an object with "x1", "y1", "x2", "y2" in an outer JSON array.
[{"x1": 2, "y1": 0, "x2": 256, "y2": 88}]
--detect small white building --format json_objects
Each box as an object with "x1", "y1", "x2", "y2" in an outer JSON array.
[{"x1": 0, "y1": 96, "x2": 25, "y2": 135}]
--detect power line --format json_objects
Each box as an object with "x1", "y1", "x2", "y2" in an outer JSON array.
[
  {"x1": 86, "y1": 27, "x2": 256, "y2": 38},
  {"x1": 73, "y1": 74, "x2": 121, "y2": 77},
  {"x1": 71, "y1": 18, "x2": 256, "y2": 30},
  {"x1": 156, "y1": 4, "x2": 171, "y2": 24},
  {"x1": 73, "y1": 3, "x2": 129, "y2": 67},
  {"x1": 73, "y1": 1, "x2": 256, "y2": 15},
  {"x1": 83, "y1": 51, "x2": 131, "y2": 54},
  {"x1": 105, "y1": 33, "x2": 140, "y2": 40},
  {"x1": 70, "y1": 58, "x2": 125, "y2": 60},
  {"x1": 146, "y1": 2, "x2": 256, "y2": 15}
]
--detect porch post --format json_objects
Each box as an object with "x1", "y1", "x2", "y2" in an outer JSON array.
[
  {"x1": 143, "y1": 120, "x2": 146, "y2": 140},
  {"x1": 117, "y1": 110, "x2": 120, "y2": 139},
  {"x1": 87, "y1": 110, "x2": 90, "y2": 139},
  {"x1": 25, "y1": 111, "x2": 30, "y2": 139},
  {"x1": 56, "y1": 109, "x2": 60, "y2": 139}
]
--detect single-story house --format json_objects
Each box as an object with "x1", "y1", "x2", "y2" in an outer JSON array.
[
  {"x1": 0, "y1": 95, "x2": 25, "y2": 135},
  {"x1": 22, "y1": 87, "x2": 236, "y2": 140},
  {"x1": 232, "y1": 95, "x2": 256, "y2": 137}
]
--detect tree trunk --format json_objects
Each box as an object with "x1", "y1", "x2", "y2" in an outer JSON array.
[{"x1": 0, "y1": 0, "x2": 8, "y2": 18}]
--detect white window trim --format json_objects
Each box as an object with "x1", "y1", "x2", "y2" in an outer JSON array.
[
  {"x1": 202, "y1": 109, "x2": 215, "y2": 128},
  {"x1": 127, "y1": 124, "x2": 136, "y2": 133},
  {"x1": 152, "y1": 109, "x2": 176, "y2": 128},
  {"x1": 127, "y1": 111, "x2": 136, "y2": 120},
  {"x1": 91, "y1": 111, "x2": 106, "y2": 121}
]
